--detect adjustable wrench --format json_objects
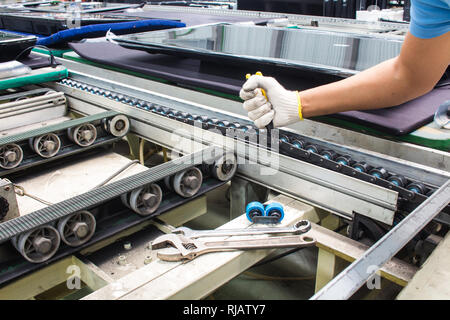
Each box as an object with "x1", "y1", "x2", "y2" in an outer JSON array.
[
  {"x1": 152, "y1": 233, "x2": 316, "y2": 262},
  {"x1": 172, "y1": 220, "x2": 311, "y2": 239}
]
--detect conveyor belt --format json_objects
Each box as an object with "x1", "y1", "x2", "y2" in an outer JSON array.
[
  {"x1": 57, "y1": 78, "x2": 450, "y2": 217},
  {"x1": 0, "y1": 111, "x2": 117, "y2": 145},
  {"x1": 0, "y1": 178, "x2": 225, "y2": 286},
  {"x1": 0, "y1": 110, "x2": 130, "y2": 176},
  {"x1": 0, "y1": 146, "x2": 219, "y2": 243}
]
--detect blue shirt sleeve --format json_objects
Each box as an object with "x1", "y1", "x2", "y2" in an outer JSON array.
[{"x1": 410, "y1": 0, "x2": 450, "y2": 39}]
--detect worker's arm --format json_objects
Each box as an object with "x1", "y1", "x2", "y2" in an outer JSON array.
[
  {"x1": 240, "y1": 31, "x2": 450, "y2": 128},
  {"x1": 300, "y1": 31, "x2": 450, "y2": 117}
]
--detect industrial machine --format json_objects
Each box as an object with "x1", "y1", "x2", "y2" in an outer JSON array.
[{"x1": 0, "y1": 2, "x2": 448, "y2": 301}]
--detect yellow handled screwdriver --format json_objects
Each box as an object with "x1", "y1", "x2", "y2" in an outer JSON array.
[{"x1": 245, "y1": 71, "x2": 274, "y2": 131}]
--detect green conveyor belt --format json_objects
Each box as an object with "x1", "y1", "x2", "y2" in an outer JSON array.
[
  {"x1": 316, "y1": 117, "x2": 450, "y2": 151},
  {"x1": 32, "y1": 47, "x2": 73, "y2": 58},
  {"x1": 58, "y1": 51, "x2": 448, "y2": 151},
  {"x1": 0, "y1": 65, "x2": 68, "y2": 90}
]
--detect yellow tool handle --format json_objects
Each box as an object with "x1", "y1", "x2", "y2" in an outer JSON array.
[{"x1": 245, "y1": 71, "x2": 267, "y2": 100}]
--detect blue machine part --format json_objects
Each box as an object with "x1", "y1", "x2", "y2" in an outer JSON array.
[
  {"x1": 245, "y1": 201, "x2": 265, "y2": 222},
  {"x1": 37, "y1": 20, "x2": 186, "y2": 47},
  {"x1": 371, "y1": 171, "x2": 381, "y2": 178},
  {"x1": 408, "y1": 186, "x2": 420, "y2": 193},
  {"x1": 292, "y1": 139, "x2": 304, "y2": 149},
  {"x1": 264, "y1": 202, "x2": 284, "y2": 222}
]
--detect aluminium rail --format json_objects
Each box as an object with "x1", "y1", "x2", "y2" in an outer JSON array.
[{"x1": 311, "y1": 179, "x2": 450, "y2": 300}]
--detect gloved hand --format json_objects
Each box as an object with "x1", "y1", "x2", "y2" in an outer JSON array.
[{"x1": 240, "y1": 75, "x2": 301, "y2": 128}]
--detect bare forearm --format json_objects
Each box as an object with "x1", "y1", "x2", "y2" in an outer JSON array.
[
  {"x1": 299, "y1": 31, "x2": 450, "y2": 118},
  {"x1": 299, "y1": 57, "x2": 430, "y2": 118},
  {"x1": 240, "y1": 32, "x2": 449, "y2": 128}
]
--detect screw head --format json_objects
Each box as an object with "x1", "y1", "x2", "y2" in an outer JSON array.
[
  {"x1": 117, "y1": 255, "x2": 127, "y2": 266},
  {"x1": 33, "y1": 236, "x2": 53, "y2": 254},
  {"x1": 144, "y1": 256, "x2": 152, "y2": 265},
  {"x1": 141, "y1": 193, "x2": 157, "y2": 208},
  {"x1": 44, "y1": 140, "x2": 56, "y2": 152},
  {"x1": 73, "y1": 222, "x2": 89, "y2": 238},
  {"x1": 184, "y1": 176, "x2": 199, "y2": 188},
  {"x1": 4, "y1": 151, "x2": 16, "y2": 162},
  {"x1": 81, "y1": 130, "x2": 93, "y2": 141}
]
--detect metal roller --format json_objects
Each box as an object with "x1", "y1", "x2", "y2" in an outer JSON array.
[
  {"x1": 353, "y1": 162, "x2": 370, "y2": 173},
  {"x1": 129, "y1": 184, "x2": 163, "y2": 216},
  {"x1": 369, "y1": 167, "x2": 389, "y2": 179},
  {"x1": 217, "y1": 120, "x2": 232, "y2": 128},
  {"x1": 0, "y1": 143, "x2": 23, "y2": 169},
  {"x1": 292, "y1": 139, "x2": 305, "y2": 149},
  {"x1": 68, "y1": 123, "x2": 97, "y2": 147},
  {"x1": 336, "y1": 154, "x2": 352, "y2": 166},
  {"x1": 173, "y1": 167, "x2": 203, "y2": 198},
  {"x1": 305, "y1": 144, "x2": 320, "y2": 154},
  {"x1": 388, "y1": 174, "x2": 407, "y2": 188},
  {"x1": 12, "y1": 225, "x2": 60, "y2": 263},
  {"x1": 0, "y1": 111, "x2": 126, "y2": 176},
  {"x1": 57, "y1": 210, "x2": 96, "y2": 247},
  {"x1": 31, "y1": 133, "x2": 61, "y2": 158},
  {"x1": 104, "y1": 114, "x2": 130, "y2": 137},
  {"x1": 407, "y1": 182, "x2": 427, "y2": 195},
  {"x1": 206, "y1": 118, "x2": 220, "y2": 125},
  {"x1": 320, "y1": 149, "x2": 337, "y2": 160},
  {"x1": 211, "y1": 153, "x2": 237, "y2": 182}
]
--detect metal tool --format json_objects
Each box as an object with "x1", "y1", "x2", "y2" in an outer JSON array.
[
  {"x1": 172, "y1": 220, "x2": 311, "y2": 239},
  {"x1": 152, "y1": 233, "x2": 316, "y2": 262}
]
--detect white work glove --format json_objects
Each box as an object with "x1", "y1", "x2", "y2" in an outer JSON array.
[{"x1": 240, "y1": 75, "x2": 300, "y2": 129}]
